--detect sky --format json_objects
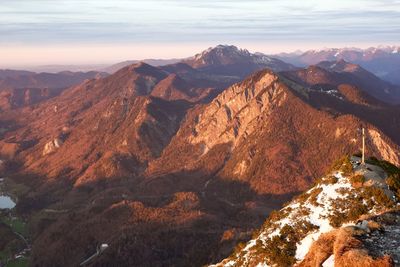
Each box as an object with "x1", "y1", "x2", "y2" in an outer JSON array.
[{"x1": 0, "y1": 0, "x2": 399, "y2": 67}]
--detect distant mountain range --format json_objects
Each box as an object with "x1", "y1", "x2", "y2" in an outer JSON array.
[
  {"x1": 274, "y1": 46, "x2": 400, "y2": 85},
  {"x1": 0, "y1": 45, "x2": 296, "y2": 109},
  {"x1": 282, "y1": 59, "x2": 400, "y2": 104},
  {"x1": 0, "y1": 70, "x2": 107, "y2": 109},
  {"x1": 103, "y1": 59, "x2": 181, "y2": 73},
  {"x1": 5, "y1": 45, "x2": 400, "y2": 87},
  {"x1": 103, "y1": 45, "x2": 296, "y2": 77}
]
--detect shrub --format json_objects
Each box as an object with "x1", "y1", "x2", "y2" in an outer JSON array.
[
  {"x1": 350, "y1": 174, "x2": 365, "y2": 187},
  {"x1": 328, "y1": 192, "x2": 370, "y2": 227},
  {"x1": 362, "y1": 187, "x2": 394, "y2": 208},
  {"x1": 386, "y1": 173, "x2": 400, "y2": 199},
  {"x1": 249, "y1": 220, "x2": 318, "y2": 266},
  {"x1": 294, "y1": 191, "x2": 310, "y2": 204},
  {"x1": 269, "y1": 210, "x2": 286, "y2": 222},
  {"x1": 293, "y1": 220, "x2": 319, "y2": 237},
  {"x1": 309, "y1": 188, "x2": 323, "y2": 206},
  {"x1": 325, "y1": 175, "x2": 338, "y2": 185},
  {"x1": 328, "y1": 202, "x2": 368, "y2": 227},
  {"x1": 297, "y1": 206, "x2": 311, "y2": 217},
  {"x1": 264, "y1": 232, "x2": 297, "y2": 267},
  {"x1": 232, "y1": 241, "x2": 246, "y2": 256},
  {"x1": 329, "y1": 156, "x2": 353, "y2": 175}
]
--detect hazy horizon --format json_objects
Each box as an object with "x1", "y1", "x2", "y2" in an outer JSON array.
[
  {"x1": 2, "y1": 42, "x2": 400, "y2": 69},
  {"x1": 1, "y1": 0, "x2": 399, "y2": 67}
]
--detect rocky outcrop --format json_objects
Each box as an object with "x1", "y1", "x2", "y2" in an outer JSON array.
[
  {"x1": 212, "y1": 157, "x2": 400, "y2": 267},
  {"x1": 368, "y1": 129, "x2": 400, "y2": 166},
  {"x1": 43, "y1": 138, "x2": 63, "y2": 156},
  {"x1": 299, "y1": 224, "x2": 394, "y2": 267},
  {"x1": 189, "y1": 71, "x2": 286, "y2": 150}
]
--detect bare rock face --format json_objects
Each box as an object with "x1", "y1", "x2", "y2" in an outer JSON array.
[
  {"x1": 368, "y1": 129, "x2": 400, "y2": 166},
  {"x1": 183, "y1": 45, "x2": 296, "y2": 76},
  {"x1": 189, "y1": 71, "x2": 286, "y2": 150},
  {"x1": 43, "y1": 138, "x2": 63, "y2": 156}
]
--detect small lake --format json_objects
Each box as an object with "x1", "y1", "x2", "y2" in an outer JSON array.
[{"x1": 0, "y1": 195, "x2": 16, "y2": 209}]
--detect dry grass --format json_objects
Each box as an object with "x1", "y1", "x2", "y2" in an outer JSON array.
[
  {"x1": 334, "y1": 226, "x2": 393, "y2": 267},
  {"x1": 298, "y1": 225, "x2": 394, "y2": 267},
  {"x1": 367, "y1": 220, "x2": 383, "y2": 232},
  {"x1": 349, "y1": 174, "x2": 365, "y2": 188},
  {"x1": 296, "y1": 230, "x2": 337, "y2": 267}
]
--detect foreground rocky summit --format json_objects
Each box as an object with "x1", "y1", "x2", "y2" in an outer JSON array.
[{"x1": 213, "y1": 156, "x2": 400, "y2": 267}]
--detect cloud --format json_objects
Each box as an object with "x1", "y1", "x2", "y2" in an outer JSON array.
[{"x1": 0, "y1": 0, "x2": 399, "y2": 63}]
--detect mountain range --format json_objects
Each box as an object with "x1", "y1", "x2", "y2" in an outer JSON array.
[
  {"x1": 0, "y1": 70, "x2": 107, "y2": 110},
  {"x1": 6, "y1": 45, "x2": 400, "y2": 87},
  {"x1": 0, "y1": 45, "x2": 399, "y2": 266},
  {"x1": 275, "y1": 46, "x2": 400, "y2": 85}
]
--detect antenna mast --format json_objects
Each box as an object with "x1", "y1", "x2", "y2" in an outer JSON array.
[{"x1": 361, "y1": 127, "x2": 365, "y2": 165}]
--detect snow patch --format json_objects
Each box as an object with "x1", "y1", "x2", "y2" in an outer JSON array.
[
  {"x1": 322, "y1": 255, "x2": 335, "y2": 267},
  {"x1": 212, "y1": 161, "x2": 394, "y2": 267}
]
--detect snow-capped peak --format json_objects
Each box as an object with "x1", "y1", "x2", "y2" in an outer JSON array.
[{"x1": 186, "y1": 45, "x2": 285, "y2": 67}]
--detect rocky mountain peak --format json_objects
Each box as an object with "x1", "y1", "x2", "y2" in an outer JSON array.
[
  {"x1": 183, "y1": 45, "x2": 294, "y2": 73},
  {"x1": 187, "y1": 45, "x2": 253, "y2": 67},
  {"x1": 188, "y1": 70, "x2": 286, "y2": 150},
  {"x1": 65, "y1": 61, "x2": 169, "y2": 99},
  {"x1": 212, "y1": 156, "x2": 400, "y2": 267},
  {"x1": 198, "y1": 44, "x2": 250, "y2": 57}
]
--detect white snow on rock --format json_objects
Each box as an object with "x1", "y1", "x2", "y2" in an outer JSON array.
[
  {"x1": 322, "y1": 255, "x2": 335, "y2": 267},
  {"x1": 211, "y1": 171, "x2": 354, "y2": 266},
  {"x1": 293, "y1": 173, "x2": 352, "y2": 260},
  {"x1": 210, "y1": 159, "x2": 395, "y2": 267}
]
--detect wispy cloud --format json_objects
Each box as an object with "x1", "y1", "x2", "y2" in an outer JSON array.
[
  {"x1": 0, "y1": 0, "x2": 399, "y2": 44},
  {"x1": 0, "y1": 0, "x2": 399, "y2": 65}
]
